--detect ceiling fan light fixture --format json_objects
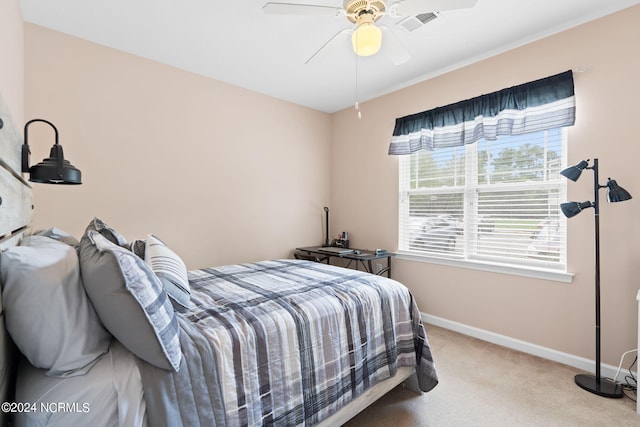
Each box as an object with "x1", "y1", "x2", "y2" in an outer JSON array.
[{"x1": 351, "y1": 19, "x2": 382, "y2": 56}]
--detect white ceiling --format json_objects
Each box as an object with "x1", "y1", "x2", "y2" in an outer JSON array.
[{"x1": 19, "y1": 0, "x2": 640, "y2": 113}]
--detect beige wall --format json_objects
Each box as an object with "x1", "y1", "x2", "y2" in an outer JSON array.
[
  {"x1": 0, "y1": 0, "x2": 23, "y2": 124},
  {"x1": 24, "y1": 24, "x2": 332, "y2": 269},
  {"x1": 331, "y1": 6, "x2": 640, "y2": 366}
]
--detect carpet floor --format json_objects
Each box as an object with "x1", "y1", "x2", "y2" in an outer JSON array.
[{"x1": 344, "y1": 325, "x2": 640, "y2": 426}]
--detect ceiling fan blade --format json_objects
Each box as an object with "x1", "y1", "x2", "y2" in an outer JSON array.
[
  {"x1": 263, "y1": 2, "x2": 344, "y2": 16},
  {"x1": 390, "y1": 0, "x2": 478, "y2": 16},
  {"x1": 380, "y1": 27, "x2": 411, "y2": 65},
  {"x1": 305, "y1": 29, "x2": 351, "y2": 64}
]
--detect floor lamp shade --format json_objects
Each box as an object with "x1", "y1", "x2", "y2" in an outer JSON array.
[
  {"x1": 560, "y1": 201, "x2": 593, "y2": 218},
  {"x1": 22, "y1": 119, "x2": 82, "y2": 185},
  {"x1": 560, "y1": 159, "x2": 589, "y2": 182},
  {"x1": 606, "y1": 179, "x2": 632, "y2": 202},
  {"x1": 560, "y1": 158, "x2": 631, "y2": 398}
]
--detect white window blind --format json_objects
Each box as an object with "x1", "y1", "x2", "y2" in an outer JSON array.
[{"x1": 399, "y1": 128, "x2": 567, "y2": 271}]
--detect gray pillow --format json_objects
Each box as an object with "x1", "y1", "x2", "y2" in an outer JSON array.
[
  {"x1": 86, "y1": 217, "x2": 127, "y2": 246},
  {"x1": 127, "y1": 239, "x2": 146, "y2": 259},
  {"x1": 0, "y1": 236, "x2": 111, "y2": 377},
  {"x1": 145, "y1": 234, "x2": 191, "y2": 311},
  {"x1": 79, "y1": 230, "x2": 181, "y2": 371}
]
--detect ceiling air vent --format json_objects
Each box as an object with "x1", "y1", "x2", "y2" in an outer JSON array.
[{"x1": 396, "y1": 12, "x2": 438, "y2": 32}]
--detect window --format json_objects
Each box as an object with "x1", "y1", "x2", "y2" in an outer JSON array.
[{"x1": 398, "y1": 127, "x2": 567, "y2": 271}]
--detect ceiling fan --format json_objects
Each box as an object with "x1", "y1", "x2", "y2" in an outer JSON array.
[{"x1": 263, "y1": 0, "x2": 478, "y2": 65}]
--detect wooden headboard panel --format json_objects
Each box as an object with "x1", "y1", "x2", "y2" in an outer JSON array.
[{"x1": 0, "y1": 94, "x2": 33, "y2": 426}]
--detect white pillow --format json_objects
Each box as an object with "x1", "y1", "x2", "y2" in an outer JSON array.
[
  {"x1": 145, "y1": 234, "x2": 191, "y2": 310},
  {"x1": 0, "y1": 236, "x2": 111, "y2": 377}
]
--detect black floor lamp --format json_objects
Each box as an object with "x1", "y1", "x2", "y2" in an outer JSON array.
[{"x1": 560, "y1": 158, "x2": 631, "y2": 398}]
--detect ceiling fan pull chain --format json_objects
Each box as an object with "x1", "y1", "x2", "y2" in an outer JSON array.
[{"x1": 355, "y1": 53, "x2": 362, "y2": 119}]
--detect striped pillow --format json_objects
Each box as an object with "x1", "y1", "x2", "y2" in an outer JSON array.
[{"x1": 145, "y1": 234, "x2": 191, "y2": 310}]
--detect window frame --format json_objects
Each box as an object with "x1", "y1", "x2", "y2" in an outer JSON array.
[{"x1": 397, "y1": 128, "x2": 573, "y2": 283}]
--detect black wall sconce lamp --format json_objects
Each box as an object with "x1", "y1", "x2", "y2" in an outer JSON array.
[
  {"x1": 560, "y1": 158, "x2": 631, "y2": 398},
  {"x1": 22, "y1": 119, "x2": 82, "y2": 184}
]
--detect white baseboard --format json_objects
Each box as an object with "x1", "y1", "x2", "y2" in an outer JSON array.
[{"x1": 422, "y1": 313, "x2": 637, "y2": 384}]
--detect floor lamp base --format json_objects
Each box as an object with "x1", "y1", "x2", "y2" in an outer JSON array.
[{"x1": 575, "y1": 374, "x2": 623, "y2": 398}]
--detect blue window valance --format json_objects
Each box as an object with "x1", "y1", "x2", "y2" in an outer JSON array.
[{"x1": 388, "y1": 70, "x2": 575, "y2": 155}]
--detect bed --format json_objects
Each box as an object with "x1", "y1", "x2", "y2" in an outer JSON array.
[{"x1": 0, "y1": 100, "x2": 438, "y2": 426}]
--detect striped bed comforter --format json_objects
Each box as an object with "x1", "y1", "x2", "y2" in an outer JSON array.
[{"x1": 138, "y1": 259, "x2": 438, "y2": 426}]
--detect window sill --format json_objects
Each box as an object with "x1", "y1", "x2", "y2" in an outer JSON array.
[{"x1": 396, "y1": 252, "x2": 574, "y2": 283}]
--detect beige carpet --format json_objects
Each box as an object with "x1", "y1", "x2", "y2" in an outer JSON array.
[{"x1": 344, "y1": 325, "x2": 640, "y2": 427}]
